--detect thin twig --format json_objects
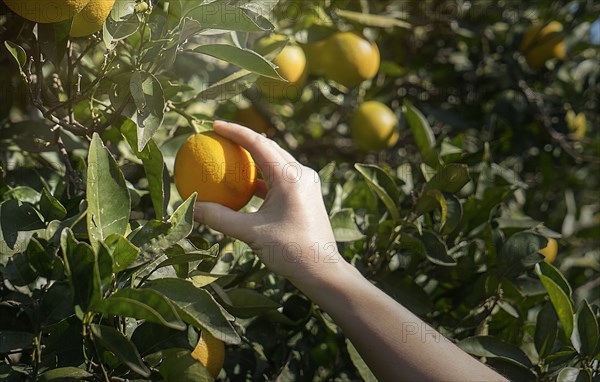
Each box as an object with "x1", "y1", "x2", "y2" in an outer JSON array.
[{"x1": 52, "y1": 124, "x2": 82, "y2": 197}]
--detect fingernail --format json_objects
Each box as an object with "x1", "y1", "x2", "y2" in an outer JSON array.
[{"x1": 213, "y1": 120, "x2": 228, "y2": 128}]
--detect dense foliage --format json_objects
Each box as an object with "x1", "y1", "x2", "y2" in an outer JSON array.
[{"x1": 0, "y1": 0, "x2": 599, "y2": 381}]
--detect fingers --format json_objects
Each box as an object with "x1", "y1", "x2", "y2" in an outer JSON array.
[
  {"x1": 213, "y1": 121, "x2": 287, "y2": 179},
  {"x1": 194, "y1": 202, "x2": 255, "y2": 243}
]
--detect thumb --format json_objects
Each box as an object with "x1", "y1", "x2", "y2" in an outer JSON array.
[{"x1": 194, "y1": 202, "x2": 255, "y2": 242}]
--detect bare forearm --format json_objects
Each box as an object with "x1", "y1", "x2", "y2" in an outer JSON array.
[{"x1": 292, "y1": 260, "x2": 508, "y2": 382}]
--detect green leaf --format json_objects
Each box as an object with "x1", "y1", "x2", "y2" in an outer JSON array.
[
  {"x1": 120, "y1": 118, "x2": 167, "y2": 219},
  {"x1": 87, "y1": 133, "x2": 131, "y2": 250},
  {"x1": 130, "y1": 71, "x2": 166, "y2": 151},
  {"x1": 38, "y1": 367, "x2": 93, "y2": 382},
  {"x1": 159, "y1": 348, "x2": 213, "y2": 382},
  {"x1": 334, "y1": 9, "x2": 411, "y2": 29},
  {"x1": 536, "y1": 261, "x2": 572, "y2": 297},
  {"x1": 424, "y1": 163, "x2": 471, "y2": 194},
  {"x1": 485, "y1": 358, "x2": 538, "y2": 381},
  {"x1": 354, "y1": 164, "x2": 400, "y2": 221},
  {"x1": 441, "y1": 194, "x2": 462, "y2": 234},
  {"x1": 105, "y1": 233, "x2": 140, "y2": 272},
  {"x1": 40, "y1": 282, "x2": 75, "y2": 327},
  {"x1": 131, "y1": 322, "x2": 191, "y2": 356},
  {"x1": 94, "y1": 288, "x2": 186, "y2": 330},
  {"x1": 457, "y1": 336, "x2": 532, "y2": 367},
  {"x1": 415, "y1": 189, "x2": 446, "y2": 219},
  {"x1": 4, "y1": 252, "x2": 37, "y2": 286},
  {"x1": 4, "y1": 41, "x2": 26, "y2": 74},
  {"x1": 103, "y1": 1, "x2": 140, "y2": 49},
  {"x1": 0, "y1": 331, "x2": 34, "y2": 353},
  {"x1": 193, "y1": 44, "x2": 283, "y2": 80},
  {"x1": 497, "y1": 232, "x2": 545, "y2": 279},
  {"x1": 224, "y1": 288, "x2": 280, "y2": 319},
  {"x1": 404, "y1": 100, "x2": 436, "y2": 163},
  {"x1": 538, "y1": 274, "x2": 574, "y2": 337},
  {"x1": 155, "y1": 253, "x2": 214, "y2": 270},
  {"x1": 535, "y1": 302, "x2": 558, "y2": 359},
  {"x1": 27, "y1": 237, "x2": 53, "y2": 278},
  {"x1": 0, "y1": 199, "x2": 44, "y2": 252},
  {"x1": 61, "y1": 229, "x2": 102, "y2": 310},
  {"x1": 95, "y1": 242, "x2": 114, "y2": 294},
  {"x1": 572, "y1": 301, "x2": 599, "y2": 356},
  {"x1": 40, "y1": 188, "x2": 67, "y2": 221},
  {"x1": 420, "y1": 230, "x2": 456, "y2": 266},
  {"x1": 330, "y1": 209, "x2": 365, "y2": 242},
  {"x1": 4, "y1": 186, "x2": 40, "y2": 203},
  {"x1": 90, "y1": 324, "x2": 150, "y2": 377},
  {"x1": 186, "y1": 1, "x2": 274, "y2": 32},
  {"x1": 346, "y1": 339, "x2": 377, "y2": 382},
  {"x1": 193, "y1": 69, "x2": 257, "y2": 101},
  {"x1": 128, "y1": 193, "x2": 196, "y2": 266},
  {"x1": 557, "y1": 367, "x2": 592, "y2": 382},
  {"x1": 147, "y1": 278, "x2": 240, "y2": 344}
]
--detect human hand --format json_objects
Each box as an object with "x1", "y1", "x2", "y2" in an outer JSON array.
[{"x1": 194, "y1": 121, "x2": 347, "y2": 288}]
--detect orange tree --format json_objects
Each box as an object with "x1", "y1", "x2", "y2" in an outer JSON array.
[{"x1": 0, "y1": 0, "x2": 599, "y2": 380}]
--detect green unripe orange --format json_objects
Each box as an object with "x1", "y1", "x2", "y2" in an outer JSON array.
[
  {"x1": 320, "y1": 32, "x2": 380, "y2": 87},
  {"x1": 350, "y1": 101, "x2": 399, "y2": 151}
]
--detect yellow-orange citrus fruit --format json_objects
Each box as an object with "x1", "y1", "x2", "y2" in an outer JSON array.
[
  {"x1": 519, "y1": 21, "x2": 565, "y2": 69},
  {"x1": 256, "y1": 45, "x2": 308, "y2": 101},
  {"x1": 539, "y1": 238, "x2": 558, "y2": 263},
  {"x1": 566, "y1": 110, "x2": 587, "y2": 140},
  {"x1": 3, "y1": 0, "x2": 90, "y2": 23},
  {"x1": 320, "y1": 32, "x2": 380, "y2": 87},
  {"x1": 301, "y1": 38, "x2": 329, "y2": 76},
  {"x1": 191, "y1": 331, "x2": 225, "y2": 378},
  {"x1": 174, "y1": 131, "x2": 257, "y2": 211},
  {"x1": 70, "y1": 0, "x2": 115, "y2": 37},
  {"x1": 351, "y1": 101, "x2": 399, "y2": 151},
  {"x1": 235, "y1": 106, "x2": 274, "y2": 137}
]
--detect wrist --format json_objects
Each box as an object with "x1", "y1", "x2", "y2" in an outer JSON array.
[{"x1": 289, "y1": 256, "x2": 363, "y2": 304}]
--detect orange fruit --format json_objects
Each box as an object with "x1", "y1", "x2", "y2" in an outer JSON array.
[
  {"x1": 539, "y1": 238, "x2": 558, "y2": 263},
  {"x1": 301, "y1": 38, "x2": 330, "y2": 76},
  {"x1": 519, "y1": 21, "x2": 565, "y2": 69},
  {"x1": 256, "y1": 45, "x2": 308, "y2": 101},
  {"x1": 320, "y1": 32, "x2": 380, "y2": 87},
  {"x1": 350, "y1": 101, "x2": 399, "y2": 151},
  {"x1": 3, "y1": 0, "x2": 91, "y2": 23},
  {"x1": 191, "y1": 331, "x2": 225, "y2": 378},
  {"x1": 70, "y1": 0, "x2": 115, "y2": 37},
  {"x1": 174, "y1": 131, "x2": 257, "y2": 210}
]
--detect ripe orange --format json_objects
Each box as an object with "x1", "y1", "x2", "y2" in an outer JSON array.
[
  {"x1": 519, "y1": 21, "x2": 565, "y2": 69},
  {"x1": 191, "y1": 331, "x2": 225, "y2": 378},
  {"x1": 320, "y1": 32, "x2": 380, "y2": 87},
  {"x1": 351, "y1": 101, "x2": 399, "y2": 151},
  {"x1": 70, "y1": 0, "x2": 115, "y2": 37},
  {"x1": 301, "y1": 38, "x2": 329, "y2": 76},
  {"x1": 3, "y1": 0, "x2": 91, "y2": 23},
  {"x1": 174, "y1": 131, "x2": 257, "y2": 211},
  {"x1": 539, "y1": 238, "x2": 558, "y2": 263},
  {"x1": 256, "y1": 45, "x2": 308, "y2": 101},
  {"x1": 235, "y1": 106, "x2": 274, "y2": 136}
]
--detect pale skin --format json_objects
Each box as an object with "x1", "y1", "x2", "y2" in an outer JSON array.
[{"x1": 194, "y1": 120, "x2": 508, "y2": 382}]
